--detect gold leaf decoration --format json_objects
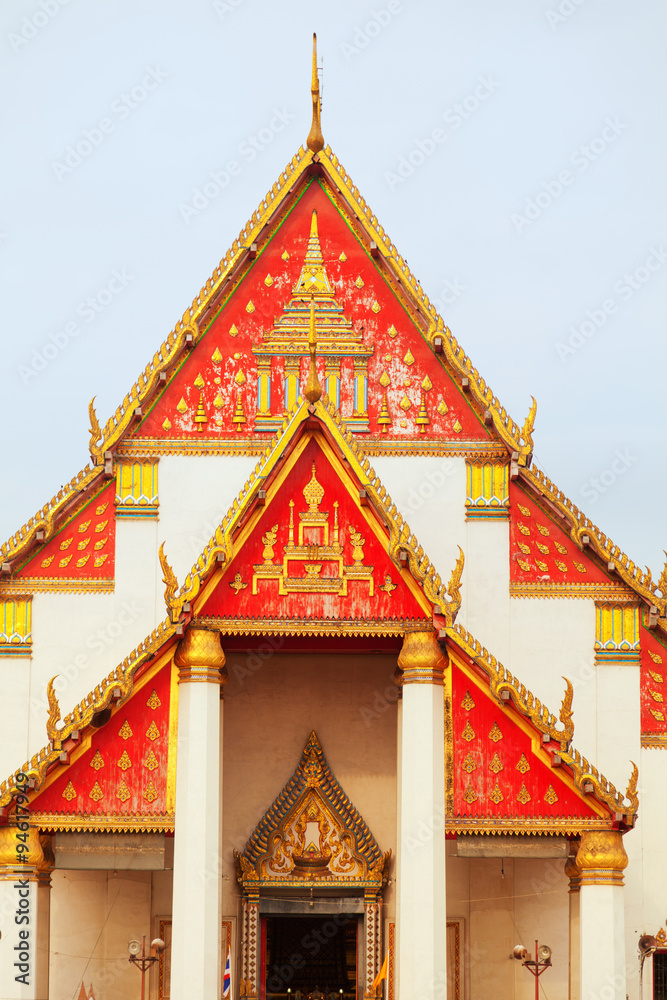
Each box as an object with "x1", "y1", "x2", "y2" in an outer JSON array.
[
  {"x1": 462, "y1": 720, "x2": 476, "y2": 742},
  {"x1": 95, "y1": 520, "x2": 108, "y2": 533},
  {"x1": 76, "y1": 554, "x2": 90, "y2": 568},
  {"x1": 422, "y1": 376, "x2": 432, "y2": 391},
  {"x1": 536, "y1": 542, "x2": 549, "y2": 554},
  {"x1": 144, "y1": 749, "x2": 159, "y2": 771},
  {"x1": 234, "y1": 370, "x2": 247, "y2": 386},
  {"x1": 544, "y1": 785, "x2": 558, "y2": 805},
  {"x1": 651, "y1": 691, "x2": 664, "y2": 703},
  {"x1": 214, "y1": 391, "x2": 224, "y2": 409},
  {"x1": 399, "y1": 396, "x2": 411, "y2": 412},
  {"x1": 118, "y1": 720, "x2": 133, "y2": 740},
  {"x1": 379, "y1": 371, "x2": 390, "y2": 388},
  {"x1": 517, "y1": 559, "x2": 531, "y2": 572},
  {"x1": 143, "y1": 781, "x2": 158, "y2": 804},
  {"x1": 117, "y1": 750, "x2": 132, "y2": 771},
  {"x1": 554, "y1": 560, "x2": 568, "y2": 572},
  {"x1": 462, "y1": 752, "x2": 477, "y2": 774},
  {"x1": 517, "y1": 504, "x2": 531, "y2": 516},
  {"x1": 555, "y1": 542, "x2": 567, "y2": 554},
  {"x1": 461, "y1": 690, "x2": 475, "y2": 711},
  {"x1": 60, "y1": 537, "x2": 73, "y2": 550},
  {"x1": 649, "y1": 670, "x2": 664, "y2": 684},
  {"x1": 282, "y1": 250, "x2": 291, "y2": 261},
  {"x1": 245, "y1": 300, "x2": 255, "y2": 313},
  {"x1": 463, "y1": 784, "x2": 478, "y2": 804},
  {"x1": 649, "y1": 650, "x2": 664, "y2": 664},
  {"x1": 116, "y1": 780, "x2": 131, "y2": 803},
  {"x1": 59, "y1": 555, "x2": 72, "y2": 568},
  {"x1": 94, "y1": 539, "x2": 107, "y2": 550},
  {"x1": 194, "y1": 372, "x2": 205, "y2": 389},
  {"x1": 229, "y1": 324, "x2": 238, "y2": 337},
  {"x1": 338, "y1": 251, "x2": 346, "y2": 261},
  {"x1": 90, "y1": 751, "x2": 105, "y2": 771},
  {"x1": 371, "y1": 300, "x2": 381, "y2": 313},
  {"x1": 78, "y1": 521, "x2": 91, "y2": 534},
  {"x1": 517, "y1": 784, "x2": 531, "y2": 805},
  {"x1": 437, "y1": 399, "x2": 448, "y2": 415},
  {"x1": 489, "y1": 722, "x2": 503, "y2": 742},
  {"x1": 516, "y1": 754, "x2": 530, "y2": 774},
  {"x1": 41, "y1": 555, "x2": 54, "y2": 568},
  {"x1": 212, "y1": 347, "x2": 223, "y2": 363},
  {"x1": 518, "y1": 523, "x2": 531, "y2": 535},
  {"x1": 489, "y1": 784, "x2": 504, "y2": 804},
  {"x1": 264, "y1": 274, "x2": 274, "y2": 287},
  {"x1": 94, "y1": 554, "x2": 109, "y2": 568},
  {"x1": 77, "y1": 538, "x2": 90, "y2": 551},
  {"x1": 388, "y1": 324, "x2": 397, "y2": 339},
  {"x1": 95, "y1": 503, "x2": 108, "y2": 515},
  {"x1": 355, "y1": 276, "x2": 364, "y2": 288},
  {"x1": 147, "y1": 689, "x2": 161, "y2": 710},
  {"x1": 162, "y1": 417, "x2": 172, "y2": 431},
  {"x1": 453, "y1": 419, "x2": 462, "y2": 433},
  {"x1": 176, "y1": 397, "x2": 187, "y2": 414},
  {"x1": 89, "y1": 782, "x2": 103, "y2": 802},
  {"x1": 536, "y1": 524, "x2": 550, "y2": 536},
  {"x1": 573, "y1": 562, "x2": 586, "y2": 573},
  {"x1": 650, "y1": 708, "x2": 665, "y2": 722},
  {"x1": 536, "y1": 560, "x2": 549, "y2": 571},
  {"x1": 489, "y1": 753, "x2": 503, "y2": 774},
  {"x1": 62, "y1": 781, "x2": 76, "y2": 801},
  {"x1": 146, "y1": 721, "x2": 160, "y2": 741},
  {"x1": 403, "y1": 349, "x2": 415, "y2": 366},
  {"x1": 518, "y1": 543, "x2": 530, "y2": 555}
]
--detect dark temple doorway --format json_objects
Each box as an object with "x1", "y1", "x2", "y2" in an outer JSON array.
[{"x1": 261, "y1": 915, "x2": 358, "y2": 999}]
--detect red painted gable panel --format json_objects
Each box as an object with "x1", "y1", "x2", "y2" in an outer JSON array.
[
  {"x1": 509, "y1": 482, "x2": 609, "y2": 586},
  {"x1": 136, "y1": 180, "x2": 488, "y2": 442},
  {"x1": 451, "y1": 661, "x2": 601, "y2": 820},
  {"x1": 640, "y1": 624, "x2": 667, "y2": 736},
  {"x1": 201, "y1": 437, "x2": 427, "y2": 622},
  {"x1": 31, "y1": 662, "x2": 171, "y2": 818},
  {"x1": 15, "y1": 481, "x2": 116, "y2": 583}
]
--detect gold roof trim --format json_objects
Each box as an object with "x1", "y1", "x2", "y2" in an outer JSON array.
[
  {"x1": 0, "y1": 616, "x2": 178, "y2": 810},
  {"x1": 448, "y1": 623, "x2": 638, "y2": 821},
  {"x1": 195, "y1": 616, "x2": 426, "y2": 636},
  {"x1": 167, "y1": 394, "x2": 465, "y2": 625},
  {"x1": 447, "y1": 817, "x2": 616, "y2": 835},
  {"x1": 28, "y1": 813, "x2": 174, "y2": 833}
]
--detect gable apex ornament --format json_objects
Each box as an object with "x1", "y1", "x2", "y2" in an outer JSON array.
[
  {"x1": 234, "y1": 731, "x2": 390, "y2": 890},
  {"x1": 306, "y1": 33, "x2": 324, "y2": 153}
]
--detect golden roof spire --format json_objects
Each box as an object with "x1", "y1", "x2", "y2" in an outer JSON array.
[
  {"x1": 304, "y1": 295, "x2": 322, "y2": 403},
  {"x1": 294, "y1": 211, "x2": 331, "y2": 296},
  {"x1": 306, "y1": 32, "x2": 324, "y2": 153}
]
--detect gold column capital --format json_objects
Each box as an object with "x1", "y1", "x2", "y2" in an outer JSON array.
[
  {"x1": 576, "y1": 829, "x2": 628, "y2": 887},
  {"x1": 564, "y1": 842, "x2": 581, "y2": 893},
  {"x1": 397, "y1": 628, "x2": 447, "y2": 685},
  {"x1": 175, "y1": 626, "x2": 227, "y2": 684},
  {"x1": 0, "y1": 826, "x2": 43, "y2": 877}
]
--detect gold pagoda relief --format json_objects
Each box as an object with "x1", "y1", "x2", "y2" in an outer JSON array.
[
  {"x1": 251, "y1": 463, "x2": 374, "y2": 596},
  {"x1": 253, "y1": 211, "x2": 373, "y2": 431},
  {"x1": 235, "y1": 731, "x2": 390, "y2": 891}
]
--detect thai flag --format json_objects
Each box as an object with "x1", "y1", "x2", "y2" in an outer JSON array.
[{"x1": 223, "y1": 943, "x2": 232, "y2": 998}]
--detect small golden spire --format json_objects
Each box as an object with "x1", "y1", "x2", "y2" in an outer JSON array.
[
  {"x1": 307, "y1": 33, "x2": 324, "y2": 153},
  {"x1": 304, "y1": 295, "x2": 322, "y2": 403}
]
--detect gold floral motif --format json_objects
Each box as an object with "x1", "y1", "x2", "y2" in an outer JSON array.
[
  {"x1": 387, "y1": 324, "x2": 397, "y2": 338},
  {"x1": 144, "y1": 749, "x2": 159, "y2": 771},
  {"x1": 462, "y1": 752, "x2": 476, "y2": 773},
  {"x1": 89, "y1": 782, "x2": 103, "y2": 802},
  {"x1": 229, "y1": 324, "x2": 238, "y2": 337},
  {"x1": 264, "y1": 274, "x2": 274, "y2": 287},
  {"x1": 146, "y1": 721, "x2": 160, "y2": 741},
  {"x1": 62, "y1": 781, "x2": 76, "y2": 801},
  {"x1": 462, "y1": 720, "x2": 475, "y2": 742},
  {"x1": 544, "y1": 785, "x2": 558, "y2": 805},
  {"x1": 212, "y1": 347, "x2": 223, "y2": 362},
  {"x1": 79, "y1": 521, "x2": 92, "y2": 533},
  {"x1": 536, "y1": 524, "x2": 550, "y2": 536},
  {"x1": 283, "y1": 250, "x2": 291, "y2": 261},
  {"x1": 555, "y1": 542, "x2": 567, "y2": 554},
  {"x1": 649, "y1": 670, "x2": 664, "y2": 684},
  {"x1": 194, "y1": 372, "x2": 205, "y2": 389},
  {"x1": 536, "y1": 560, "x2": 548, "y2": 572},
  {"x1": 649, "y1": 650, "x2": 664, "y2": 664},
  {"x1": 573, "y1": 562, "x2": 586, "y2": 573},
  {"x1": 94, "y1": 538, "x2": 107, "y2": 551},
  {"x1": 59, "y1": 555, "x2": 72, "y2": 568},
  {"x1": 371, "y1": 301, "x2": 380, "y2": 313},
  {"x1": 231, "y1": 573, "x2": 248, "y2": 594},
  {"x1": 117, "y1": 750, "x2": 132, "y2": 771},
  {"x1": 463, "y1": 784, "x2": 478, "y2": 804},
  {"x1": 95, "y1": 520, "x2": 108, "y2": 533},
  {"x1": 518, "y1": 559, "x2": 531, "y2": 572},
  {"x1": 489, "y1": 784, "x2": 503, "y2": 804},
  {"x1": 651, "y1": 691, "x2": 664, "y2": 703},
  {"x1": 76, "y1": 555, "x2": 90, "y2": 568},
  {"x1": 555, "y1": 560, "x2": 567, "y2": 572},
  {"x1": 400, "y1": 396, "x2": 411, "y2": 411},
  {"x1": 437, "y1": 400, "x2": 448, "y2": 415},
  {"x1": 176, "y1": 398, "x2": 187, "y2": 414},
  {"x1": 489, "y1": 752, "x2": 503, "y2": 774},
  {"x1": 453, "y1": 420, "x2": 462, "y2": 433},
  {"x1": 147, "y1": 689, "x2": 161, "y2": 710},
  {"x1": 60, "y1": 537, "x2": 73, "y2": 550},
  {"x1": 517, "y1": 504, "x2": 531, "y2": 516},
  {"x1": 143, "y1": 781, "x2": 158, "y2": 803},
  {"x1": 489, "y1": 722, "x2": 503, "y2": 742},
  {"x1": 379, "y1": 574, "x2": 396, "y2": 594},
  {"x1": 246, "y1": 301, "x2": 255, "y2": 313},
  {"x1": 379, "y1": 371, "x2": 390, "y2": 388},
  {"x1": 354, "y1": 276, "x2": 364, "y2": 288},
  {"x1": 518, "y1": 523, "x2": 531, "y2": 535},
  {"x1": 90, "y1": 750, "x2": 104, "y2": 771},
  {"x1": 403, "y1": 349, "x2": 414, "y2": 366},
  {"x1": 536, "y1": 542, "x2": 549, "y2": 554},
  {"x1": 517, "y1": 783, "x2": 531, "y2": 805},
  {"x1": 94, "y1": 554, "x2": 108, "y2": 568},
  {"x1": 116, "y1": 780, "x2": 131, "y2": 803},
  {"x1": 77, "y1": 538, "x2": 90, "y2": 551},
  {"x1": 461, "y1": 690, "x2": 475, "y2": 711},
  {"x1": 518, "y1": 543, "x2": 530, "y2": 555},
  {"x1": 118, "y1": 720, "x2": 133, "y2": 740},
  {"x1": 516, "y1": 754, "x2": 530, "y2": 774},
  {"x1": 650, "y1": 708, "x2": 665, "y2": 722},
  {"x1": 41, "y1": 555, "x2": 54, "y2": 567}
]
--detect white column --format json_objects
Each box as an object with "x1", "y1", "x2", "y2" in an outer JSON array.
[
  {"x1": 0, "y1": 827, "x2": 49, "y2": 1000},
  {"x1": 170, "y1": 627, "x2": 226, "y2": 1000},
  {"x1": 565, "y1": 845, "x2": 580, "y2": 1000},
  {"x1": 577, "y1": 830, "x2": 628, "y2": 1000},
  {"x1": 397, "y1": 629, "x2": 447, "y2": 998}
]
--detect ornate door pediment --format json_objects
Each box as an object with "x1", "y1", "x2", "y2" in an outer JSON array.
[{"x1": 234, "y1": 731, "x2": 390, "y2": 892}]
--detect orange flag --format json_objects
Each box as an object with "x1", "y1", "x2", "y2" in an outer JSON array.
[{"x1": 371, "y1": 952, "x2": 389, "y2": 992}]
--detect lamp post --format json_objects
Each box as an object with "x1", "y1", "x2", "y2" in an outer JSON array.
[
  {"x1": 512, "y1": 940, "x2": 552, "y2": 1000},
  {"x1": 128, "y1": 936, "x2": 165, "y2": 1000}
]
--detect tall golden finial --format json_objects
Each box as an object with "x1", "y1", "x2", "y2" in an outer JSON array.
[
  {"x1": 304, "y1": 295, "x2": 322, "y2": 403},
  {"x1": 307, "y1": 33, "x2": 324, "y2": 153}
]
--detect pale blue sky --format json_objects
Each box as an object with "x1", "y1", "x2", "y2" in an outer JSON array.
[{"x1": 1, "y1": 0, "x2": 665, "y2": 577}]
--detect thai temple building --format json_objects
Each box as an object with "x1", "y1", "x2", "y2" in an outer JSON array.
[{"x1": 1, "y1": 37, "x2": 666, "y2": 1000}]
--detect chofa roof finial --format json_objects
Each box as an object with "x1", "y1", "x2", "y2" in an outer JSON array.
[{"x1": 307, "y1": 32, "x2": 324, "y2": 154}]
